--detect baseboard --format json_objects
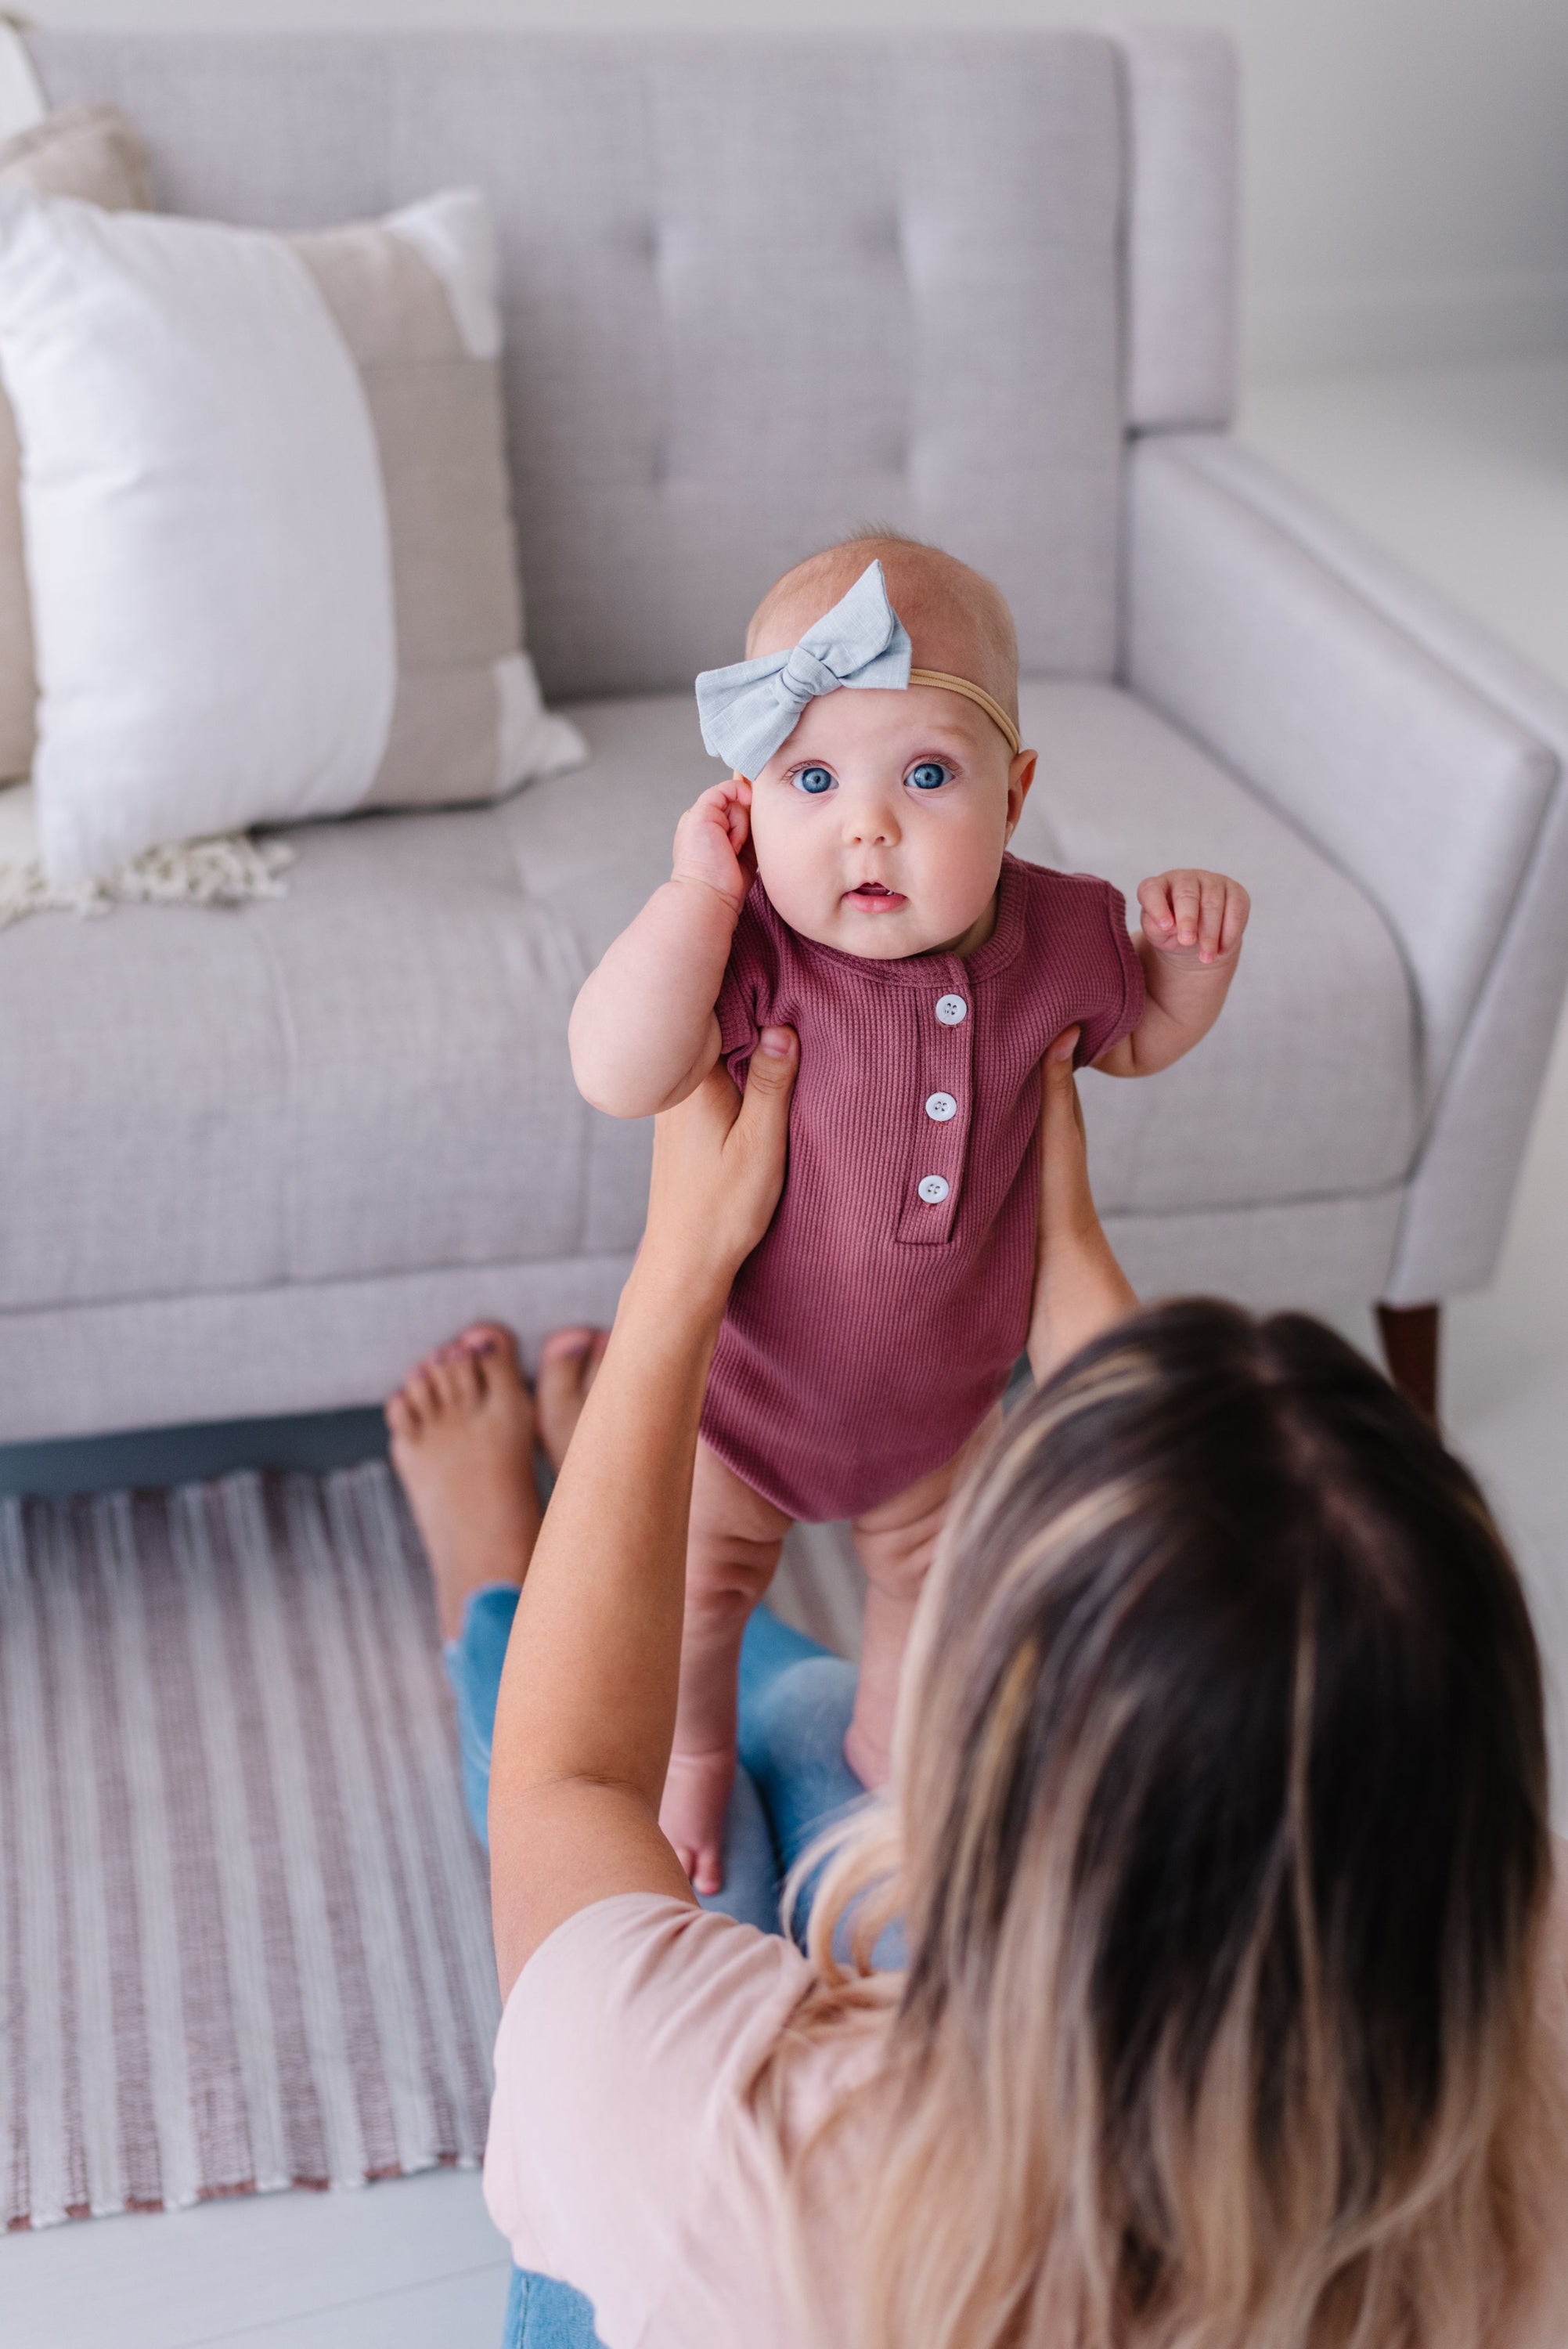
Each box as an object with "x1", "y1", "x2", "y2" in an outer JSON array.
[{"x1": 1245, "y1": 268, "x2": 1568, "y2": 378}]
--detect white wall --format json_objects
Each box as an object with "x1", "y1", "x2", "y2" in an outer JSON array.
[{"x1": 30, "y1": 0, "x2": 1568, "y2": 376}]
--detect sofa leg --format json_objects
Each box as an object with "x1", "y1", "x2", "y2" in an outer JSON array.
[{"x1": 1376, "y1": 1302, "x2": 1440, "y2": 1420}]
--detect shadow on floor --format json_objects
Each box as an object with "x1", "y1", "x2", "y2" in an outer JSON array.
[{"x1": 0, "y1": 1406, "x2": 390, "y2": 1498}]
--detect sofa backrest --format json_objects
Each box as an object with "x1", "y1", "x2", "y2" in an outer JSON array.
[{"x1": 29, "y1": 29, "x2": 1235, "y2": 702}]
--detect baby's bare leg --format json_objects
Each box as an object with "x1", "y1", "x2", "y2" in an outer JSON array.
[
  {"x1": 847, "y1": 1408, "x2": 1002, "y2": 1791},
  {"x1": 661, "y1": 1439, "x2": 791, "y2": 1896}
]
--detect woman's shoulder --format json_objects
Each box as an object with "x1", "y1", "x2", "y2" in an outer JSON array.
[
  {"x1": 502, "y1": 1892, "x2": 815, "y2": 2097},
  {"x1": 486, "y1": 1897, "x2": 822, "y2": 2339}
]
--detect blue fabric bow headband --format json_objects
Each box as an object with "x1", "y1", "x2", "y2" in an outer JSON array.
[{"x1": 695, "y1": 559, "x2": 1020, "y2": 777}]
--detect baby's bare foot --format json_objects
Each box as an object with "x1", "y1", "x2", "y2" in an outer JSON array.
[
  {"x1": 659, "y1": 1745, "x2": 737, "y2": 1896},
  {"x1": 386, "y1": 1322, "x2": 542, "y2": 1640},
  {"x1": 535, "y1": 1326, "x2": 610, "y2": 1475}
]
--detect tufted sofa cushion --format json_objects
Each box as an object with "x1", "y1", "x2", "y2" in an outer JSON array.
[
  {"x1": 0, "y1": 686, "x2": 1415, "y2": 1318},
  {"x1": 28, "y1": 31, "x2": 1127, "y2": 698}
]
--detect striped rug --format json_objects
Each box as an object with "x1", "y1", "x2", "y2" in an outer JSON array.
[{"x1": 0, "y1": 1463, "x2": 499, "y2": 2231}]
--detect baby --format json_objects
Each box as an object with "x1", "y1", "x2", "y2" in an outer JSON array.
[{"x1": 571, "y1": 536, "x2": 1249, "y2": 1892}]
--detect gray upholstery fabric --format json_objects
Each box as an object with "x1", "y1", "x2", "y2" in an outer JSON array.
[
  {"x1": 1016, "y1": 684, "x2": 1415, "y2": 1212},
  {"x1": 1126, "y1": 435, "x2": 1559, "y2": 1116},
  {"x1": 1120, "y1": 29, "x2": 1238, "y2": 430},
  {"x1": 28, "y1": 30, "x2": 1130, "y2": 692},
  {"x1": 1141, "y1": 440, "x2": 1568, "y2": 1304}
]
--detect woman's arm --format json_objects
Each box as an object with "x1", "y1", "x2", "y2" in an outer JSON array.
[
  {"x1": 488, "y1": 1025, "x2": 800, "y2": 1999},
  {"x1": 568, "y1": 779, "x2": 753, "y2": 1117},
  {"x1": 1026, "y1": 1027, "x2": 1139, "y2": 1384}
]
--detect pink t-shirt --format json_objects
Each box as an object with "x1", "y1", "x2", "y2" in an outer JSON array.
[
  {"x1": 701, "y1": 852, "x2": 1144, "y2": 1522},
  {"x1": 485, "y1": 1895, "x2": 872, "y2": 2349},
  {"x1": 486, "y1": 1883, "x2": 1568, "y2": 2349}
]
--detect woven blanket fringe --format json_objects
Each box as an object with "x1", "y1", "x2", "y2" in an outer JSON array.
[{"x1": 0, "y1": 832, "x2": 295, "y2": 929}]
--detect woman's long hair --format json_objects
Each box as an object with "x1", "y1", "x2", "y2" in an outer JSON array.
[{"x1": 750, "y1": 1303, "x2": 1565, "y2": 2348}]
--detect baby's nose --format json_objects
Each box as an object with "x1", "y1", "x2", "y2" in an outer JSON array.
[{"x1": 843, "y1": 792, "x2": 900, "y2": 846}]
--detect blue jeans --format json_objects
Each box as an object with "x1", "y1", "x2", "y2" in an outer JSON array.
[{"x1": 445, "y1": 1592, "x2": 867, "y2": 2348}]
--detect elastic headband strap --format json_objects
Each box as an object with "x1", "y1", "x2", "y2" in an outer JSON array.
[{"x1": 908, "y1": 669, "x2": 1022, "y2": 757}]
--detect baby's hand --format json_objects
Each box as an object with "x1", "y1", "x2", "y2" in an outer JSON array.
[
  {"x1": 672, "y1": 778, "x2": 754, "y2": 913},
  {"x1": 1137, "y1": 869, "x2": 1250, "y2": 969}
]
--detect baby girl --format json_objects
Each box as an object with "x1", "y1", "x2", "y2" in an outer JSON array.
[{"x1": 571, "y1": 536, "x2": 1250, "y2": 1892}]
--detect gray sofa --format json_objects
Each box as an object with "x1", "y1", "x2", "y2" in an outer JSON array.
[{"x1": 3, "y1": 26, "x2": 1565, "y2": 1444}]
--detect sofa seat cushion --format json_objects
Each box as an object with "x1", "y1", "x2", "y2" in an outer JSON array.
[
  {"x1": 0, "y1": 684, "x2": 1415, "y2": 1316},
  {"x1": 1016, "y1": 681, "x2": 1417, "y2": 1214}
]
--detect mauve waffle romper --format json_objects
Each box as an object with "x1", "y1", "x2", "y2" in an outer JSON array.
[{"x1": 700, "y1": 852, "x2": 1146, "y2": 1523}]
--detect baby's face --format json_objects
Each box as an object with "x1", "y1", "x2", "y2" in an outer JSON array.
[{"x1": 747, "y1": 684, "x2": 1030, "y2": 959}]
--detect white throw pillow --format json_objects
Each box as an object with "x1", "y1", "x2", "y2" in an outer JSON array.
[{"x1": 0, "y1": 182, "x2": 585, "y2": 886}]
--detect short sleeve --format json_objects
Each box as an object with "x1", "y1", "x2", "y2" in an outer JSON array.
[
  {"x1": 1072, "y1": 880, "x2": 1145, "y2": 1067},
  {"x1": 484, "y1": 1895, "x2": 813, "y2": 2344},
  {"x1": 716, "y1": 887, "x2": 777, "y2": 1077}
]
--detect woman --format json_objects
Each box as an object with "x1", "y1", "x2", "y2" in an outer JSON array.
[{"x1": 392, "y1": 1025, "x2": 1568, "y2": 2347}]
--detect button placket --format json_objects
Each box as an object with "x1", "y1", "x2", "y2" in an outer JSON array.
[{"x1": 896, "y1": 969, "x2": 973, "y2": 1245}]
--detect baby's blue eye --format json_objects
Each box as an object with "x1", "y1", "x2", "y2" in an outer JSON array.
[
  {"x1": 907, "y1": 760, "x2": 950, "y2": 792},
  {"x1": 793, "y1": 765, "x2": 834, "y2": 796}
]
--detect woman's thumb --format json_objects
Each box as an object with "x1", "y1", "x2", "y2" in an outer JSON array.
[{"x1": 741, "y1": 1026, "x2": 799, "y2": 1131}]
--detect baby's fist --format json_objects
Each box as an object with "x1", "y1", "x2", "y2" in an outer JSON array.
[
  {"x1": 672, "y1": 778, "x2": 754, "y2": 911},
  {"x1": 1137, "y1": 870, "x2": 1249, "y2": 967}
]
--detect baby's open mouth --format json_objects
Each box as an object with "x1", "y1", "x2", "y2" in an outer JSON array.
[{"x1": 845, "y1": 881, "x2": 907, "y2": 912}]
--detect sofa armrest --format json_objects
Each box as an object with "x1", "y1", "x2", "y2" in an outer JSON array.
[{"x1": 1125, "y1": 431, "x2": 1568, "y2": 1301}]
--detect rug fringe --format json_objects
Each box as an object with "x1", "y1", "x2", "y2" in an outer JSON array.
[{"x1": 0, "y1": 833, "x2": 296, "y2": 929}]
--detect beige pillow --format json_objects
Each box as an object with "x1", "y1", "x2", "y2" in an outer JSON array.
[
  {"x1": 287, "y1": 201, "x2": 582, "y2": 812},
  {"x1": 0, "y1": 106, "x2": 150, "y2": 781}
]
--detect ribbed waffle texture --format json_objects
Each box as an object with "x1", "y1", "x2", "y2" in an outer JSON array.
[
  {"x1": 703, "y1": 854, "x2": 1144, "y2": 1521},
  {"x1": 0, "y1": 1463, "x2": 497, "y2": 2231}
]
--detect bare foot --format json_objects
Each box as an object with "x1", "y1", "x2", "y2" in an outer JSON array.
[
  {"x1": 386, "y1": 1324, "x2": 542, "y2": 1640},
  {"x1": 534, "y1": 1326, "x2": 610, "y2": 1476},
  {"x1": 658, "y1": 1746, "x2": 736, "y2": 1897}
]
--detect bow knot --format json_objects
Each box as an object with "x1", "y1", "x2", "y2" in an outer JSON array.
[{"x1": 695, "y1": 560, "x2": 913, "y2": 777}]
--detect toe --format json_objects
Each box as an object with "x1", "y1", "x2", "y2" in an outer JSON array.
[
  {"x1": 407, "y1": 1366, "x2": 441, "y2": 1425},
  {"x1": 447, "y1": 1349, "x2": 482, "y2": 1410},
  {"x1": 460, "y1": 1321, "x2": 520, "y2": 1369},
  {"x1": 385, "y1": 1391, "x2": 417, "y2": 1443},
  {"x1": 539, "y1": 1326, "x2": 595, "y2": 1369}
]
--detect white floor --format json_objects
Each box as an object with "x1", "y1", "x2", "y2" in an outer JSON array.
[{"x1": 9, "y1": 351, "x2": 1568, "y2": 2346}]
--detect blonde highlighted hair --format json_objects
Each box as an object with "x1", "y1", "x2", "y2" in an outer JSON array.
[{"x1": 749, "y1": 1302, "x2": 1566, "y2": 2348}]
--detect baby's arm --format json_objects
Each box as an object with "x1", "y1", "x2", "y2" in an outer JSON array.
[
  {"x1": 1094, "y1": 868, "x2": 1251, "y2": 1077},
  {"x1": 569, "y1": 779, "x2": 754, "y2": 1118}
]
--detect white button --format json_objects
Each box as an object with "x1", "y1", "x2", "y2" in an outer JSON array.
[
  {"x1": 917, "y1": 1174, "x2": 950, "y2": 1204},
  {"x1": 925, "y1": 1092, "x2": 957, "y2": 1122},
  {"x1": 935, "y1": 994, "x2": 968, "y2": 1026}
]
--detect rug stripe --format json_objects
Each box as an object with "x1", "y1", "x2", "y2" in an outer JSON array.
[
  {"x1": 97, "y1": 1495, "x2": 202, "y2": 2211},
  {"x1": 135, "y1": 1495, "x2": 255, "y2": 2197},
  {"x1": 324, "y1": 1474, "x2": 468, "y2": 2160},
  {"x1": 203, "y1": 1481, "x2": 330, "y2": 2190},
  {"x1": 0, "y1": 1501, "x2": 31, "y2": 2227},
  {"x1": 265, "y1": 1478, "x2": 398, "y2": 2181},
  {"x1": 286, "y1": 1479, "x2": 442, "y2": 2174},
  {"x1": 73, "y1": 1506, "x2": 160, "y2": 2211},
  {"x1": 339, "y1": 1470, "x2": 496, "y2": 2138},
  {"x1": 36, "y1": 1526, "x2": 123, "y2": 2217},
  {"x1": 222, "y1": 1477, "x2": 366, "y2": 2188},
  {"x1": 3, "y1": 1511, "x2": 69, "y2": 2225},
  {"x1": 366, "y1": 1473, "x2": 500, "y2": 2111},
  {"x1": 171, "y1": 1488, "x2": 290, "y2": 2194}
]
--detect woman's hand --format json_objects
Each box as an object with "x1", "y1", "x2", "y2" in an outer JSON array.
[
  {"x1": 1026, "y1": 1027, "x2": 1138, "y2": 1384},
  {"x1": 634, "y1": 1026, "x2": 799, "y2": 1315}
]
